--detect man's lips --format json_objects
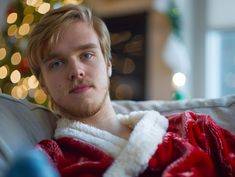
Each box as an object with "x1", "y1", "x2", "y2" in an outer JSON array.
[{"x1": 69, "y1": 85, "x2": 91, "y2": 94}]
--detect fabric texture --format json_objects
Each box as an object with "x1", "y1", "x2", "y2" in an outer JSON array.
[
  {"x1": 1, "y1": 93, "x2": 235, "y2": 175},
  {"x1": 37, "y1": 111, "x2": 235, "y2": 177}
]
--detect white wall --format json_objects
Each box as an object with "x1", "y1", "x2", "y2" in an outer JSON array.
[{"x1": 207, "y1": 0, "x2": 235, "y2": 29}]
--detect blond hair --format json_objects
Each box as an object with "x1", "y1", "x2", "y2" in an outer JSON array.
[{"x1": 27, "y1": 5, "x2": 111, "y2": 79}]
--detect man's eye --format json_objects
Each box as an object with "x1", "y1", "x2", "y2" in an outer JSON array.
[
  {"x1": 49, "y1": 60, "x2": 64, "y2": 69},
  {"x1": 81, "y1": 52, "x2": 93, "y2": 60}
]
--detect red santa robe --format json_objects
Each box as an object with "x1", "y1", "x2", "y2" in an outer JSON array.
[{"x1": 37, "y1": 111, "x2": 235, "y2": 177}]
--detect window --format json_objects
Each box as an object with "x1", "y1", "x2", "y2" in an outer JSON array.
[{"x1": 206, "y1": 30, "x2": 235, "y2": 98}]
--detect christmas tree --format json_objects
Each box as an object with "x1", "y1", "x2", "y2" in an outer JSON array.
[{"x1": 0, "y1": 0, "x2": 84, "y2": 107}]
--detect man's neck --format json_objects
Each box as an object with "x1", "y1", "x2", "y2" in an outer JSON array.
[
  {"x1": 79, "y1": 101, "x2": 131, "y2": 140},
  {"x1": 57, "y1": 98, "x2": 131, "y2": 140}
]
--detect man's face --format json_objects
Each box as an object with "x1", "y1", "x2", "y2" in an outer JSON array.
[{"x1": 39, "y1": 21, "x2": 112, "y2": 119}]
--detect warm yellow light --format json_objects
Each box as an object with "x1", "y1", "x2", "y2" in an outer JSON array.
[
  {"x1": 28, "y1": 75, "x2": 39, "y2": 89},
  {"x1": 10, "y1": 70, "x2": 21, "y2": 83},
  {"x1": 18, "y1": 23, "x2": 30, "y2": 36},
  {"x1": 115, "y1": 84, "x2": 133, "y2": 99},
  {"x1": 11, "y1": 86, "x2": 18, "y2": 98},
  {"x1": 37, "y1": 3, "x2": 50, "y2": 14},
  {"x1": 19, "y1": 85, "x2": 28, "y2": 99},
  {"x1": 11, "y1": 52, "x2": 22, "y2": 65},
  {"x1": 34, "y1": 89, "x2": 47, "y2": 104},
  {"x1": 8, "y1": 25, "x2": 18, "y2": 36},
  {"x1": 24, "y1": 6, "x2": 35, "y2": 15},
  {"x1": 23, "y1": 77, "x2": 30, "y2": 89},
  {"x1": 33, "y1": 0, "x2": 43, "y2": 8},
  {"x1": 0, "y1": 48, "x2": 6, "y2": 60},
  {"x1": 123, "y1": 58, "x2": 135, "y2": 74},
  {"x1": 172, "y1": 72, "x2": 186, "y2": 87},
  {"x1": 63, "y1": 0, "x2": 84, "y2": 5},
  {"x1": 7, "y1": 13, "x2": 18, "y2": 24},
  {"x1": 23, "y1": 14, "x2": 34, "y2": 24},
  {"x1": 0, "y1": 66, "x2": 8, "y2": 79},
  {"x1": 11, "y1": 85, "x2": 28, "y2": 99},
  {"x1": 26, "y1": 0, "x2": 38, "y2": 6}
]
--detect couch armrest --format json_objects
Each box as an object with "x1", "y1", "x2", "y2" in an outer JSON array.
[{"x1": 0, "y1": 94, "x2": 58, "y2": 176}]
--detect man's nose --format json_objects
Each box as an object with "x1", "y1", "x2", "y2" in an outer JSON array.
[{"x1": 68, "y1": 59, "x2": 85, "y2": 80}]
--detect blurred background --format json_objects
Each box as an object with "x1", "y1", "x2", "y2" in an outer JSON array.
[{"x1": 0, "y1": 0, "x2": 235, "y2": 107}]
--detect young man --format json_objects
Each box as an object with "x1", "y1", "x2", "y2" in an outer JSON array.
[{"x1": 27, "y1": 5, "x2": 235, "y2": 177}]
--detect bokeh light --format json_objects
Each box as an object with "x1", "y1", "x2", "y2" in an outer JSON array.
[
  {"x1": 7, "y1": 25, "x2": 18, "y2": 36},
  {"x1": 23, "y1": 14, "x2": 34, "y2": 24},
  {"x1": 28, "y1": 75, "x2": 39, "y2": 89},
  {"x1": 18, "y1": 23, "x2": 30, "y2": 36},
  {"x1": 10, "y1": 70, "x2": 21, "y2": 84},
  {"x1": 34, "y1": 89, "x2": 47, "y2": 104},
  {"x1": 172, "y1": 72, "x2": 186, "y2": 87},
  {"x1": 37, "y1": 3, "x2": 51, "y2": 14},
  {"x1": 0, "y1": 48, "x2": 6, "y2": 60},
  {"x1": 123, "y1": 58, "x2": 135, "y2": 74},
  {"x1": 115, "y1": 84, "x2": 133, "y2": 99},
  {"x1": 7, "y1": 13, "x2": 18, "y2": 24},
  {"x1": 0, "y1": 65, "x2": 8, "y2": 79},
  {"x1": 11, "y1": 85, "x2": 28, "y2": 99},
  {"x1": 26, "y1": 0, "x2": 38, "y2": 6},
  {"x1": 11, "y1": 52, "x2": 22, "y2": 65}
]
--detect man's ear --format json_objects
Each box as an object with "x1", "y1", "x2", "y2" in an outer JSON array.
[
  {"x1": 107, "y1": 60, "x2": 112, "y2": 77},
  {"x1": 38, "y1": 74, "x2": 48, "y2": 95}
]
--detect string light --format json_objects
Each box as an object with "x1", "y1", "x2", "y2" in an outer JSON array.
[
  {"x1": 23, "y1": 14, "x2": 34, "y2": 24},
  {"x1": 0, "y1": 65, "x2": 8, "y2": 79},
  {"x1": 10, "y1": 70, "x2": 21, "y2": 84},
  {"x1": 0, "y1": 48, "x2": 6, "y2": 60},
  {"x1": 7, "y1": 25, "x2": 18, "y2": 36},
  {"x1": 37, "y1": 2, "x2": 51, "y2": 14},
  {"x1": 172, "y1": 72, "x2": 186, "y2": 87},
  {"x1": 11, "y1": 85, "x2": 28, "y2": 99},
  {"x1": 123, "y1": 58, "x2": 135, "y2": 74},
  {"x1": 28, "y1": 75, "x2": 39, "y2": 89},
  {"x1": 7, "y1": 13, "x2": 18, "y2": 24},
  {"x1": 24, "y1": 6, "x2": 35, "y2": 15},
  {"x1": 115, "y1": 84, "x2": 133, "y2": 99},
  {"x1": 63, "y1": 0, "x2": 84, "y2": 5},
  {"x1": 26, "y1": 0, "x2": 38, "y2": 6},
  {"x1": 18, "y1": 23, "x2": 30, "y2": 36},
  {"x1": 11, "y1": 52, "x2": 22, "y2": 65},
  {"x1": 34, "y1": 89, "x2": 47, "y2": 104},
  {"x1": 34, "y1": 0, "x2": 44, "y2": 8}
]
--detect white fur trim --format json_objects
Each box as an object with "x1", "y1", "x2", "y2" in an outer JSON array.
[
  {"x1": 104, "y1": 111, "x2": 168, "y2": 177},
  {"x1": 55, "y1": 110, "x2": 169, "y2": 177},
  {"x1": 55, "y1": 119, "x2": 127, "y2": 157}
]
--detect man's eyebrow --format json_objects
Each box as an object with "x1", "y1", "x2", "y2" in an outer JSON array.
[
  {"x1": 42, "y1": 53, "x2": 60, "y2": 63},
  {"x1": 42, "y1": 43, "x2": 99, "y2": 63},
  {"x1": 76, "y1": 43, "x2": 99, "y2": 51}
]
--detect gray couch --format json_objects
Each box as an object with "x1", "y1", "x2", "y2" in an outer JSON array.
[{"x1": 0, "y1": 93, "x2": 235, "y2": 176}]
